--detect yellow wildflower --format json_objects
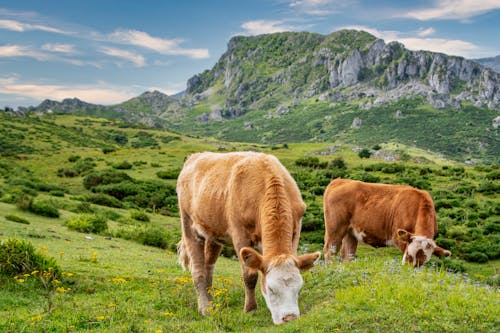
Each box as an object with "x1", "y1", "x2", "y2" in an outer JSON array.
[
  {"x1": 31, "y1": 315, "x2": 42, "y2": 321},
  {"x1": 96, "y1": 315, "x2": 105, "y2": 321},
  {"x1": 111, "y1": 277, "x2": 127, "y2": 283}
]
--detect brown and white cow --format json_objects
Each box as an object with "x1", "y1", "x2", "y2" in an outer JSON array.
[
  {"x1": 323, "y1": 178, "x2": 451, "y2": 267},
  {"x1": 176, "y1": 152, "x2": 320, "y2": 325}
]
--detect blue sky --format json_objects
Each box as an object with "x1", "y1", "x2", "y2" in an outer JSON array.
[{"x1": 1, "y1": 0, "x2": 499, "y2": 108}]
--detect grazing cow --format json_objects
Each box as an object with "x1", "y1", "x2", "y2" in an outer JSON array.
[
  {"x1": 176, "y1": 152, "x2": 320, "y2": 325},
  {"x1": 323, "y1": 178, "x2": 451, "y2": 267}
]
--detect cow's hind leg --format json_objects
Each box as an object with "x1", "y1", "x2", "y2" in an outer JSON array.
[
  {"x1": 204, "y1": 239, "x2": 223, "y2": 302},
  {"x1": 341, "y1": 230, "x2": 358, "y2": 261}
]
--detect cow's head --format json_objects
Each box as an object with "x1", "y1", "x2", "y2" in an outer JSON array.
[
  {"x1": 397, "y1": 229, "x2": 451, "y2": 267},
  {"x1": 240, "y1": 247, "x2": 320, "y2": 325}
]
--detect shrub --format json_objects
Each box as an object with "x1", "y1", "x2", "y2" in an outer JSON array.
[
  {"x1": 350, "y1": 172, "x2": 380, "y2": 183},
  {"x1": 5, "y1": 214, "x2": 30, "y2": 224},
  {"x1": 113, "y1": 161, "x2": 133, "y2": 170},
  {"x1": 381, "y1": 164, "x2": 405, "y2": 174},
  {"x1": 66, "y1": 214, "x2": 108, "y2": 234},
  {"x1": 0, "y1": 239, "x2": 61, "y2": 277},
  {"x1": 462, "y1": 251, "x2": 488, "y2": 263},
  {"x1": 131, "y1": 210, "x2": 150, "y2": 222},
  {"x1": 75, "y1": 202, "x2": 95, "y2": 213},
  {"x1": 83, "y1": 193, "x2": 123, "y2": 208},
  {"x1": 102, "y1": 147, "x2": 116, "y2": 154},
  {"x1": 112, "y1": 225, "x2": 179, "y2": 251},
  {"x1": 358, "y1": 149, "x2": 372, "y2": 159},
  {"x1": 49, "y1": 190, "x2": 65, "y2": 197},
  {"x1": 15, "y1": 195, "x2": 33, "y2": 211},
  {"x1": 156, "y1": 168, "x2": 181, "y2": 180},
  {"x1": 295, "y1": 156, "x2": 328, "y2": 169},
  {"x1": 30, "y1": 199, "x2": 60, "y2": 218},
  {"x1": 329, "y1": 157, "x2": 347, "y2": 170},
  {"x1": 483, "y1": 220, "x2": 500, "y2": 234},
  {"x1": 68, "y1": 155, "x2": 81, "y2": 162},
  {"x1": 83, "y1": 170, "x2": 132, "y2": 190},
  {"x1": 477, "y1": 181, "x2": 500, "y2": 194}
]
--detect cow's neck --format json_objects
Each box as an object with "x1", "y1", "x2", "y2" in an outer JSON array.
[{"x1": 260, "y1": 175, "x2": 294, "y2": 256}]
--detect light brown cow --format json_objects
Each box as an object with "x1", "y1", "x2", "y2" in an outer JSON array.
[
  {"x1": 176, "y1": 152, "x2": 320, "y2": 325},
  {"x1": 323, "y1": 178, "x2": 451, "y2": 267}
]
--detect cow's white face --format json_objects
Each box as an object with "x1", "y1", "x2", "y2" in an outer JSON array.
[
  {"x1": 240, "y1": 247, "x2": 320, "y2": 325},
  {"x1": 261, "y1": 259, "x2": 303, "y2": 325},
  {"x1": 402, "y1": 235, "x2": 436, "y2": 267}
]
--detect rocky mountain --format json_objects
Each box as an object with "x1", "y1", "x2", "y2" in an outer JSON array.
[
  {"x1": 474, "y1": 55, "x2": 500, "y2": 73},
  {"x1": 19, "y1": 29, "x2": 499, "y2": 163},
  {"x1": 186, "y1": 30, "x2": 498, "y2": 112}
]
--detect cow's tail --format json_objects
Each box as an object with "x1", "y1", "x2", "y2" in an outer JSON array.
[{"x1": 177, "y1": 239, "x2": 191, "y2": 272}]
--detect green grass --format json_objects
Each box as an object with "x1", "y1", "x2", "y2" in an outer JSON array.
[
  {"x1": 1, "y1": 206, "x2": 498, "y2": 332},
  {"x1": 0, "y1": 112, "x2": 499, "y2": 331}
]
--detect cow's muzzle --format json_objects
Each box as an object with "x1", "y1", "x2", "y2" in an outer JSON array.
[{"x1": 282, "y1": 313, "x2": 298, "y2": 323}]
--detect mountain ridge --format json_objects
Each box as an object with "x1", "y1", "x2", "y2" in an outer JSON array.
[{"x1": 10, "y1": 29, "x2": 500, "y2": 164}]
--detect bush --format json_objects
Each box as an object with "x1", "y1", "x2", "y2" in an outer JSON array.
[
  {"x1": 477, "y1": 181, "x2": 500, "y2": 195},
  {"x1": 358, "y1": 149, "x2": 372, "y2": 159},
  {"x1": 462, "y1": 251, "x2": 488, "y2": 263},
  {"x1": 102, "y1": 147, "x2": 116, "y2": 154},
  {"x1": 295, "y1": 156, "x2": 327, "y2": 169},
  {"x1": 66, "y1": 214, "x2": 108, "y2": 234},
  {"x1": 113, "y1": 161, "x2": 133, "y2": 170},
  {"x1": 50, "y1": 190, "x2": 65, "y2": 197},
  {"x1": 329, "y1": 157, "x2": 347, "y2": 170},
  {"x1": 112, "y1": 225, "x2": 179, "y2": 251},
  {"x1": 5, "y1": 214, "x2": 30, "y2": 224},
  {"x1": 156, "y1": 168, "x2": 181, "y2": 180},
  {"x1": 84, "y1": 193, "x2": 123, "y2": 208},
  {"x1": 83, "y1": 170, "x2": 133, "y2": 190},
  {"x1": 68, "y1": 155, "x2": 81, "y2": 162},
  {"x1": 131, "y1": 210, "x2": 150, "y2": 222},
  {"x1": 0, "y1": 239, "x2": 61, "y2": 277},
  {"x1": 30, "y1": 199, "x2": 60, "y2": 218}
]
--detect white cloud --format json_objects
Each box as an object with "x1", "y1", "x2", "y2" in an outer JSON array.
[
  {"x1": 404, "y1": 0, "x2": 500, "y2": 20},
  {"x1": 339, "y1": 25, "x2": 482, "y2": 58},
  {"x1": 0, "y1": 18, "x2": 66, "y2": 34},
  {"x1": 0, "y1": 44, "x2": 52, "y2": 61},
  {"x1": 108, "y1": 29, "x2": 209, "y2": 59},
  {"x1": 100, "y1": 47, "x2": 146, "y2": 67},
  {"x1": 417, "y1": 27, "x2": 436, "y2": 37},
  {"x1": 240, "y1": 20, "x2": 298, "y2": 35},
  {"x1": 289, "y1": 0, "x2": 355, "y2": 16},
  {"x1": 0, "y1": 79, "x2": 138, "y2": 105},
  {"x1": 41, "y1": 43, "x2": 77, "y2": 54}
]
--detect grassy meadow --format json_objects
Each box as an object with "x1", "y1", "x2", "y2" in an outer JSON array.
[{"x1": 0, "y1": 113, "x2": 499, "y2": 332}]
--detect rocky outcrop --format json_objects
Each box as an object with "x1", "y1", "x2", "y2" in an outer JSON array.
[{"x1": 185, "y1": 30, "x2": 500, "y2": 113}]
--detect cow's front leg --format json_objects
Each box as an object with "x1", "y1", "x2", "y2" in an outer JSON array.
[
  {"x1": 204, "y1": 239, "x2": 222, "y2": 302},
  {"x1": 242, "y1": 267, "x2": 258, "y2": 312}
]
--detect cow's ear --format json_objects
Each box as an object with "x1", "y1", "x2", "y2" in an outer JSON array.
[
  {"x1": 240, "y1": 247, "x2": 263, "y2": 272},
  {"x1": 397, "y1": 229, "x2": 412, "y2": 243},
  {"x1": 296, "y1": 252, "x2": 321, "y2": 272},
  {"x1": 433, "y1": 246, "x2": 451, "y2": 258}
]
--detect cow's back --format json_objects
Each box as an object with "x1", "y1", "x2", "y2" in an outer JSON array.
[
  {"x1": 177, "y1": 152, "x2": 304, "y2": 244},
  {"x1": 324, "y1": 179, "x2": 437, "y2": 242}
]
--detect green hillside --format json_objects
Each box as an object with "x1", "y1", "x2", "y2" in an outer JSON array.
[{"x1": 0, "y1": 113, "x2": 499, "y2": 331}]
